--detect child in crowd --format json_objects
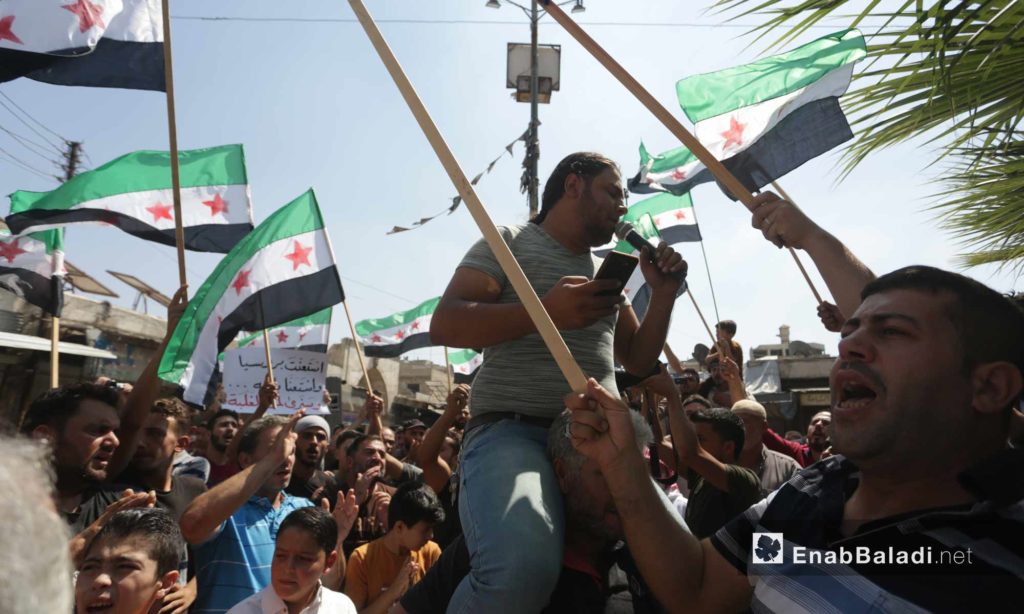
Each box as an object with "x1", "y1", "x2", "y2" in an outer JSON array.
[
  {"x1": 227, "y1": 507, "x2": 356, "y2": 614},
  {"x1": 345, "y1": 482, "x2": 444, "y2": 613},
  {"x1": 75, "y1": 508, "x2": 184, "y2": 614}
]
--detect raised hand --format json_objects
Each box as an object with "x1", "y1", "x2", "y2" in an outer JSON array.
[
  {"x1": 638, "y1": 242, "x2": 686, "y2": 294},
  {"x1": 565, "y1": 378, "x2": 640, "y2": 472},
  {"x1": 268, "y1": 410, "x2": 303, "y2": 465},
  {"x1": 363, "y1": 392, "x2": 384, "y2": 418},
  {"x1": 257, "y1": 373, "x2": 280, "y2": 410},
  {"x1": 327, "y1": 489, "x2": 359, "y2": 541},
  {"x1": 445, "y1": 384, "x2": 470, "y2": 417},
  {"x1": 750, "y1": 192, "x2": 822, "y2": 250},
  {"x1": 720, "y1": 357, "x2": 741, "y2": 383},
  {"x1": 353, "y1": 466, "x2": 382, "y2": 504},
  {"x1": 158, "y1": 580, "x2": 196, "y2": 614},
  {"x1": 817, "y1": 301, "x2": 845, "y2": 333},
  {"x1": 166, "y1": 285, "x2": 188, "y2": 335},
  {"x1": 642, "y1": 365, "x2": 678, "y2": 400},
  {"x1": 543, "y1": 276, "x2": 623, "y2": 330}
]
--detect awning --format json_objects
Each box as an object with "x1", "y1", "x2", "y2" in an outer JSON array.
[{"x1": 0, "y1": 331, "x2": 117, "y2": 359}]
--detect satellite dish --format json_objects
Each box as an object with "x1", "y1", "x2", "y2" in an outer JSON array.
[
  {"x1": 692, "y1": 343, "x2": 710, "y2": 365},
  {"x1": 789, "y1": 340, "x2": 814, "y2": 357}
]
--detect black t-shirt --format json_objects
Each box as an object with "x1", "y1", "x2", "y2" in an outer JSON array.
[
  {"x1": 63, "y1": 485, "x2": 126, "y2": 535},
  {"x1": 285, "y1": 469, "x2": 333, "y2": 503}
]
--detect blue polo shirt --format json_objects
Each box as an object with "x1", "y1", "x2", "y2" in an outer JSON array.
[{"x1": 192, "y1": 493, "x2": 313, "y2": 614}]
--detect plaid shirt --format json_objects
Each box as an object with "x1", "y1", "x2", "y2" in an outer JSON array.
[{"x1": 710, "y1": 450, "x2": 1024, "y2": 613}]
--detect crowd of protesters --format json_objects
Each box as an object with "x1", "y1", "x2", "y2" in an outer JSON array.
[{"x1": 1, "y1": 151, "x2": 1022, "y2": 614}]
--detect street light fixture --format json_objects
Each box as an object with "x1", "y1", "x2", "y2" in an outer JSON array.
[{"x1": 487, "y1": 0, "x2": 586, "y2": 217}]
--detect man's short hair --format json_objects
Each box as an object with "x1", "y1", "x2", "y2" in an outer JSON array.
[
  {"x1": 20, "y1": 383, "x2": 120, "y2": 435},
  {"x1": 89, "y1": 508, "x2": 184, "y2": 576},
  {"x1": 237, "y1": 415, "x2": 289, "y2": 456},
  {"x1": 387, "y1": 482, "x2": 445, "y2": 531},
  {"x1": 535, "y1": 152, "x2": 618, "y2": 224},
  {"x1": 548, "y1": 409, "x2": 652, "y2": 473},
  {"x1": 152, "y1": 398, "x2": 192, "y2": 436},
  {"x1": 207, "y1": 409, "x2": 240, "y2": 430},
  {"x1": 278, "y1": 507, "x2": 338, "y2": 555},
  {"x1": 335, "y1": 429, "x2": 361, "y2": 450},
  {"x1": 716, "y1": 320, "x2": 737, "y2": 336},
  {"x1": 691, "y1": 408, "x2": 746, "y2": 460},
  {"x1": 862, "y1": 266, "x2": 1024, "y2": 380},
  {"x1": 682, "y1": 394, "x2": 713, "y2": 410},
  {"x1": 346, "y1": 433, "x2": 384, "y2": 457}
]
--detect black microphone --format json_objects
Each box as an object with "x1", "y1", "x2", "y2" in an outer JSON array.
[{"x1": 614, "y1": 221, "x2": 688, "y2": 285}]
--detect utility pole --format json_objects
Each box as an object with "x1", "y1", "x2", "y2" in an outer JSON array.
[
  {"x1": 61, "y1": 141, "x2": 82, "y2": 181},
  {"x1": 527, "y1": 0, "x2": 540, "y2": 217}
]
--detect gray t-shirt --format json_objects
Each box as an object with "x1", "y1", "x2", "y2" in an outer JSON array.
[{"x1": 459, "y1": 223, "x2": 624, "y2": 419}]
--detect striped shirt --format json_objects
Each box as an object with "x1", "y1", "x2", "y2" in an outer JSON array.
[
  {"x1": 711, "y1": 450, "x2": 1024, "y2": 613},
  {"x1": 192, "y1": 494, "x2": 313, "y2": 614}
]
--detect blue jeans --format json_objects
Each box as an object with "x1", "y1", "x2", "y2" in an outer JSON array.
[{"x1": 447, "y1": 419, "x2": 565, "y2": 614}]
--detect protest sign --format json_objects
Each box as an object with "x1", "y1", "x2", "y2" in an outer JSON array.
[{"x1": 222, "y1": 346, "x2": 329, "y2": 414}]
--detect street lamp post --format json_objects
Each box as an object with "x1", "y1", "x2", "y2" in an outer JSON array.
[{"x1": 489, "y1": 0, "x2": 584, "y2": 218}]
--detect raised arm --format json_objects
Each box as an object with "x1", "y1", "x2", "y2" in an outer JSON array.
[
  {"x1": 416, "y1": 384, "x2": 469, "y2": 493},
  {"x1": 614, "y1": 244, "x2": 686, "y2": 375},
  {"x1": 749, "y1": 192, "x2": 875, "y2": 317},
  {"x1": 180, "y1": 411, "x2": 300, "y2": 544},
  {"x1": 321, "y1": 489, "x2": 358, "y2": 591},
  {"x1": 720, "y1": 357, "x2": 747, "y2": 404},
  {"x1": 108, "y1": 287, "x2": 187, "y2": 480},
  {"x1": 566, "y1": 379, "x2": 752, "y2": 613},
  {"x1": 644, "y1": 369, "x2": 736, "y2": 493},
  {"x1": 363, "y1": 393, "x2": 384, "y2": 437},
  {"x1": 221, "y1": 375, "x2": 278, "y2": 466}
]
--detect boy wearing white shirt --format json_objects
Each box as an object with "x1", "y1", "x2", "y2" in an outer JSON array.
[{"x1": 228, "y1": 507, "x2": 356, "y2": 614}]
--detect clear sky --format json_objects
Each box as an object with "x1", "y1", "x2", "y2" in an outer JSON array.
[{"x1": 1, "y1": 0, "x2": 1018, "y2": 368}]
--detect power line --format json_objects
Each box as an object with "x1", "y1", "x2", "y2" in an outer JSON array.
[
  {"x1": 171, "y1": 15, "x2": 859, "y2": 29},
  {"x1": 0, "y1": 124, "x2": 62, "y2": 165},
  {"x1": 0, "y1": 148, "x2": 54, "y2": 180},
  {"x1": 0, "y1": 92, "x2": 66, "y2": 149}
]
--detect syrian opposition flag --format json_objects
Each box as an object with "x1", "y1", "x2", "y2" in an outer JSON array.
[
  {"x1": 7, "y1": 144, "x2": 253, "y2": 253},
  {"x1": 235, "y1": 308, "x2": 331, "y2": 354},
  {"x1": 0, "y1": 0, "x2": 164, "y2": 91},
  {"x1": 630, "y1": 29, "x2": 866, "y2": 197},
  {"x1": 158, "y1": 190, "x2": 345, "y2": 405},
  {"x1": 0, "y1": 229, "x2": 65, "y2": 316},
  {"x1": 448, "y1": 348, "x2": 482, "y2": 384},
  {"x1": 356, "y1": 297, "x2": 438, "y2": 358}
]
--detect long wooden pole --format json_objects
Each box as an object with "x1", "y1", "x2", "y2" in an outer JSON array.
[
  {"x1": 349, "y1": 0, "x2": 588, "y2": 392},
  {"x1": 443, "y1": 347, "x2": 453, "y2": 395},
  {"x1": 769, "y1": 182, "x2": 825, "y2": 305},
  {"x1": 160, "y1": 0, "x2": 188, "y2": 291},
  {"x1": 50, "y1": 316, "x2": 59, "y2": 388},
  {"x1": 687, "y1": 288, "x2": 729, "y2": 360},
  {"x1": 540, "y1": 2, "x2": 826, "y2": 304},
  {"x1": 261, "y1": 329, "x2": 277, "y2": 408},
  {"x1": 341, "y1": 300, "x2": 374, "y2": 397}
]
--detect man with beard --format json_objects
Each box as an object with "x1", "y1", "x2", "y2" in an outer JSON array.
[
  {"x1": 762, "y1": 410, "x2": 831, "y2": 468},
  {"x1": 181, "y1": 413, "x2": 323, "y2": 613},
  {"x1": 204, "y1": 410, "x2": 241, "y2": 486},
  {"x1": 22, "y1": 288, "x2": 186, "y2": 533},
  {"x1": 396, "y1": 408, "x2": 665, "y2": 614},
  {"x1": 287, "y1": 415, "x2": 333, "y2": 502},
  {"x1": 431, "y1": 152, "x2": 685, "y2": 612},
  {"x1": 565, "y1": 265, "x2": 1024, "y2": 612},
  {"x1": 399, "y1": 419, "x2": 427, "y2": 463}
]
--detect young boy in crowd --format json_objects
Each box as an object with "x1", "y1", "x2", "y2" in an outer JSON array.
[
  {"x1": 344, "y1": 482, "x2": 444, "y2": 614},
  {"x1": 227, "y1": 507, "x2": 356, "y2": 614},
  {"x1": 75, "y1": 508, "x2": 185, "y2": 614}
]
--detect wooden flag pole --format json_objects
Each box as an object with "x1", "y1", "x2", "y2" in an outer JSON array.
[
  {"x1": 349, "y1": 0, "x2": 588, "y2": 392},
  {"x1": 261, "y1": 329, "x2": 277, "y2": 408},
  {"x1": 540, "y1": 1, "x2": 827, "y2": 305},
  {"x1": 443, "y1": 347, "x2": 453, "y2": 395},
  {"x1": 160, "y1": 0, "x2": 188, "y2": 291},
  {"x1": 687, "y1": 288, "x2": 729, "y2": 360},
  {"x1": 769, "y1": 182, "x2": 825, "y2": 305},
  {"x1": 50, "y1": 316, "x2": 59, "y2": 388},
  {"x1": 341, "y1": 300, "x2": 375, "y2": 397}
]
